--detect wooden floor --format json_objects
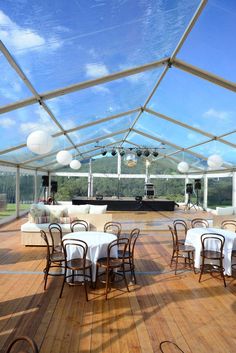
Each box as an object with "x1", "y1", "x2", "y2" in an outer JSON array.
[{"x1": 0, "y1": 209, "x2": 236, "y2": 353}]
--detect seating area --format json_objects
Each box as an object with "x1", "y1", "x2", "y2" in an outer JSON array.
[{"x1": 0, "y1": 208, "x2": 236, "y2": 353}]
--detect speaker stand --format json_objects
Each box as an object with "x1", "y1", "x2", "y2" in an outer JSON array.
[
  {"x1": 191, "y1": 189, "x2": 206, "y2": 211},
  {"x1": 184, "y1": 193, "x2": 197, "y2": 211}
]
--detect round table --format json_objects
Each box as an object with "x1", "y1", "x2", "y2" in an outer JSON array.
[
  {"x1": 185, "y1": 227, "x2": 236, "y2": 275},
  {"x1": 62, "y1": 231, "x2": 117, "y2": 281}
]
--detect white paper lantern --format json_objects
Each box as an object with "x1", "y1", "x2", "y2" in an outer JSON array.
[
  {"x1": 27, "y1": 130, "x2": 53, "y2": 155},
  {"x1": 56, "y1": 150, "x2": 72, "y2": 165},
  {"x1": 207, "y1": 154, "x2": 223, "y2": 169},
  {"x1": 177, "y1": 161, "x2": 189, "y2": 173},
  {"x1": 70, "y1": 159, "x2": 81, "y2": 170},
  {"x1": 123, "y1": 153, "x2": 137, "y2": 168}
]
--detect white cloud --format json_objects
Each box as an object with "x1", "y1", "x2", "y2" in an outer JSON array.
[
  {"x1": 203, "y1": 108, "x2": 231, "y2": 121},
  {"x1": 1, "y1": 117, "x2": 16, "y2": 128},
  {"x1": 85, "y1": 63, "x2": 109, "y2": 78},
  {"x1": 0, "y1": 10, "x2": 63, "y2": 53},
  {"x1": 91, "y1": 85, "x2": 111, "y2": 94}
]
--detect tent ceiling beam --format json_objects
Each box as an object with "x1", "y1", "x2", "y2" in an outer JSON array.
[
  {"x1": 0, "y1": 40, "x2": 80, "y2": 154},
  {"x1": 145, "y1": 108, "x2": 236, "y2": 148},
  {"x1": 120, "y1": 0, "x2": 207, "y2": 148},
  {"x1": 0, "y1": 57, "x2": 169, "y2": 115},
  {"x1": 172, "y1": 58, "x2": 236, "y2": 93}
]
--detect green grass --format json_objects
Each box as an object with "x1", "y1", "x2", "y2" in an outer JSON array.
[{"x1": 0, "y1": 203, "x2": 30, "y2": 219}]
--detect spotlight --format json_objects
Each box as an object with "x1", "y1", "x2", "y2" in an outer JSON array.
[
  {"x1": 136, "y1": 149, "x2": 142, "y2": 157},
  {"x1": 143, "y1": 149, "x2": 150, "y2": 157},
  {"x1": 119, "y1": 149, "x2": 125, "y2": 157},
  {"x1": 152, "y1": 150, "x2": 159, "y2": 157},
  {"x1": 101, "y1": 150, "x2": 107, "y2": 156},
  {"x1": 111, "y1": 149, "x2": 117, "y2": 156}
]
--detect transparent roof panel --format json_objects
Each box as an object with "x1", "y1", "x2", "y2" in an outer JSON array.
[
  {"x1": 0, "y1": 53, "x2": 33, "y2": 106},
  {"x1": 0, "y1": 0, "x2": 200, "y2": 92},
  {"x1": 0, "y1": 135, "x2": 71, "y2": 165},
  {"x1": 147, "y1": 67, "x2": 236, "y2": 137},
  {"x1": 46, "y1": 69, "x2": 162, "y2": 128},
  {"x1": 190, "y1": 140, "x2": 236, "y2": 166},
  {"x1": 135, "y1": 111, "x2": 208, "y2": 148},
  {"x1": 68, "y1": 118, "x2": 132, "y2": 146},
  {"x1": 0, "y1": 104, "x2": 61, "y2": 151},
  {"x1": 178, "y1": 0, "x2": 236, "y2": 82}
]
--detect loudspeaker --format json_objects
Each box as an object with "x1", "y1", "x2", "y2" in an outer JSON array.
[
  {"x1": 96, "y1": 194, "x2": 103, "y2": 200},
  {"x1": 135, "y1": 196, "x2": 142, "y2": 202},
  {"x1": 194, "y1": 179, "x2": 201, "y2": 190},
  {"x1": 51, "y1": 181, "x2": 58, "y2": 193},
  {"x1": 42, "y1": 176, "x2": 49, "y2": 187},
  {"x1": 186, "y1": 183, "x2": 193, "y2": 194},
  {"x1": 146, "y1": 190, "x2": 154, "y2": 196}
]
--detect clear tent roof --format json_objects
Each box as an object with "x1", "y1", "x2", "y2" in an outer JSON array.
[{"x1": 0, "y1": 0, "x2": 235, "y2": 174}]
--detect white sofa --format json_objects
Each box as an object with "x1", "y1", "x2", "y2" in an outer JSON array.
[{"x1": 21, "y1": 203, "x2": 112, "y2": 246}]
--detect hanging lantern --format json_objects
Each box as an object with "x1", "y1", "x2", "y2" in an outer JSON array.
[
  {"x1": 56, "y1": 150, "x2": 72, "y2": 165},
  {"x1": 70, "y1": 159, "x2": 81, "y2": 170},
  {"x1": 123, "y1": 152, "x2": 137, "y2": 168},
  {"x1": 177, "y1": 161, "x2": 189, "y2": 173},
  {"x1": 207, "y1": 154, "x2": 223, "y2": 169},
  {"x1": 27, "y1": 130, "x2": 53, "y2": 155}
]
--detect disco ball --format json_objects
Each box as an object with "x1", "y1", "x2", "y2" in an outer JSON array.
[{"x1": 123, "y1": 152, "x2": 137, "y2": 168}]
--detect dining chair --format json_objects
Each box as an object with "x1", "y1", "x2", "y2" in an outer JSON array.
[
  {"x1": 169, "y1": 225, "x2": 195, "y2": 275},
  {"x1": 48, "y1": 223, "x2": 63, "y2": 253},
  {"x1": 60, "y1": 238, "x2": 92, "y2": 301},
  {"x1": 191, "y1": 218, "x2": 209, "y2": 228},
  {"x1": 221, "y1": 220, "x2": 236, "y2": 232},
  {"x1": 222, "y1": 221, "x2": 236, "y2": 272},
  {"x1": 104, "y1": 221, "x2": 122, "y2": 239},
  {"x1": 40, "y1": 230, "x2": 65, "y2": 290},
  {"x1": 118, "y1": 228, "x2": 140, "y2": 284},
  {"x1": 70, "y1": 219, "x2": 89, "y2": 232},
  {"x1": 95, "y1": 237, "x2": 130, "y2": 300},
  {"x1": 199, "y1": 233, "x2": 226, "y2": 287},
  {"x1": 173, "y1": 219, "x2": 188, "y2": 245},
  {"x1": 5, "y1": 336, "x2": 39, "y2": 353}
]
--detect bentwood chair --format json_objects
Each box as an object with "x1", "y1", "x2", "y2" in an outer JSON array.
[
  {"x1": 60, "y1": 239, "x2": 92, "y2": 301},
  {"x1": 169, "y1": 226, "x2": 195, "y2": 275},
  {"x1": 95, "y1": 237, "x2": 130, "y2": 300},
  {"x1": 48, "y1": 223, "x2": 63, "y2": 253},
  {"x1": 6, "y1": 336, "x2": 39, "y2": 353},
  {"x1": 70, "y1": 219, "x2": 89, "y2": 232},
  {"x1": 118, "y1": 228, "x2": 140, "y2": 284},
  {"x1": 199, "y1": 233, "x2": 226, "y2": 287},
  {"x1": 220, "y1": 220, "x2": 236, "y2": 273},
  {"x1": 104, "y1": 221, "x2": 122, "y2": 239},
  {"x1": 191, "y1": 218, "x2": 209, "y2": 228},
  {"x1": 40, "y1": 230, "x2": 65, "y2": 290},
  {"x1": 173, "y1": 219, "x2": 188, "y2": 245}
]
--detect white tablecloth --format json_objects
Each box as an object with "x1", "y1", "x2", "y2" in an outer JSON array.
[
  {"x1": 185, "y1": 227, "x2": 236, "y2": 275},
  {"x1": 62, "y1": 231, "x2": 117, "y2": 281}
]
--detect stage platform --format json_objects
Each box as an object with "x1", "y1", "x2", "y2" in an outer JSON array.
[{"x1": 72, "y1": 197, "x2": 176, "y2": 212}]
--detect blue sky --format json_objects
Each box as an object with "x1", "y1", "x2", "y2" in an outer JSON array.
[{"x1": 0, "y1": 0, "x2": 235, "y2": 169}]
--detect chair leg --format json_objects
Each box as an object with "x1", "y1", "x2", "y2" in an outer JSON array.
[
  {"x1": 59, "y1": 268, "x2": 67, "y2": 298},
  {"x1": 83, "y1": 269, "x2": 88, "y2": 301},
  {"x1": 43, "y1": 259, "x2": 50, "y2": 290},
  {"x1": 105, "y1": 268, "x2": 110, "y2": 300},
  {"x1": 199, "y1": 257, "x2": 205, "y2": 283},
  {"x1": 174, "y1": 252, "x2": 179, "y2": 275},
  {"x1": 192, "y1": 252, "x2": 196, "y2": 274},
  {"x1": 220, "y1": 259, "x2": 227, "y2": 287}
]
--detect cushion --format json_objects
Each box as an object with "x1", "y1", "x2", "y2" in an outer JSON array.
[
  {"x1": 68, "y1": 205, "x2": 90, "y2": 217},
  {"x1": 216, "y1": 206, "x2": 234, "y2": 216},
  {"x1": 50, "y1": 208, "x2": 65, "y2": 222},
  {"x1": 89, "y1": 204, "x2": 107, "y2": 214},
  {"x1": 29, "y1": 203, "x2": 46, "y2": 219}
]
